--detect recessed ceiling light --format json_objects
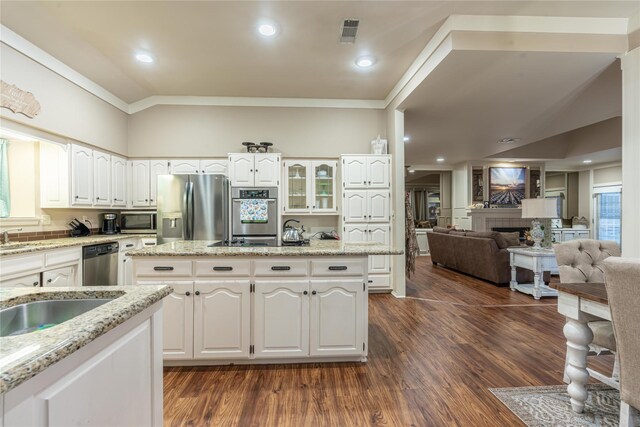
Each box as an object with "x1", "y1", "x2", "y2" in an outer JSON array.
[
  {"x1": 135, "y1": 53, "x2": 154, "y2": 63},
  {"x1": 258, "y1": 23, "x2": 278, "y2": 37},
  {"x1": 403, "y1": 136, "x2": 410, "y2": 142},
  {"x1": 583, "y1": 159, "x2": 593, "y2": 164},
  {"x1": 497, "y1": 137, "x2": 521, "y2": 144},
  {"x1": 436, "y1": 157, "x2": 445, "y2": 162},
  {"x1": 355, "y1": 56, "x2": 375, "y2": 68}
]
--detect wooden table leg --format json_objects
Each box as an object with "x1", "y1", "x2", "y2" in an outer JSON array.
[{"x1": 563, "y1": 317, "x2": 593, "y2": 413}]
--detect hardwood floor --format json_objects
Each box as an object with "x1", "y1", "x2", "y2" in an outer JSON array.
[{"x1": 163, "y1": 257, "x2": 613, "y2": 426}]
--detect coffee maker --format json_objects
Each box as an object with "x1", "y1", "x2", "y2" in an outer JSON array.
[{"x1": 101, "y1": 213, "x2": 119, "y2": 235}]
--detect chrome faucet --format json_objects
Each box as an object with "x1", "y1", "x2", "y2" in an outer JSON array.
[{"x1": 2, "y1": 228, "x2": 23, "y2": 244}]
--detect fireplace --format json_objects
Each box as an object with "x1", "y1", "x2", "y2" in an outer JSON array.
[{"x1": 492, "y1": 227, "x2": 530, "y2": 242}]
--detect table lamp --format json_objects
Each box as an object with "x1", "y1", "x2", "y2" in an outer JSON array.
[{"x1": 521, "y1": 198, "x2": 558, "y2": 249}]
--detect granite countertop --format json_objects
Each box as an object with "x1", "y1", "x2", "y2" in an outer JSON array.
[
  {"x1": 0, "y1": 234, "x2": 156, "y2": 256},
  {"x1": 127, "y1": 239, "x2": 403, "y2": 257},
  {"x1": 0, "y1": 285, "x2": 172, "y2": 394}
]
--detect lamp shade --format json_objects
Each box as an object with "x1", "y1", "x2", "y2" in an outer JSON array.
[{"x1": 521, "y1": 198, "x2": 558, "y2": 219}]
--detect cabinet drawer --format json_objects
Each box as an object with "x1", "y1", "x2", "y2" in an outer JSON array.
[
  {"x1": 253, "y1": 259, "x2": 308, "y2": 276},
  {"x1": 1, "y1": 273, "x2": 41, "y2": 288},
  {"x1": 135, "y1": 260, "x2": 193, "y2": 277},
  {"x1": 0, "y1": 253, "x2": 44, "y2": 278},
  {"x1": 310, "y1": 259, "x2": 365, "y2": 277},
  {"x1": 45, "y1": 247, "x2": 82, "y2": 267},
  {"x1": 368, "y1": 274, "x2": 391, "y2": 290},
  {"x1": 194, "y1": 259, "x2": 251, "y2": 277},
  {"x1": 119, "y1": 239, "x2": 139, "y2": 252}
]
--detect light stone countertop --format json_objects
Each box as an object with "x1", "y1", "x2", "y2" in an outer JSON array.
[
  {"x1": 0, "y1": 234, "x2": 156, "y2": 256},
  {"x1": 0, "y1": 285, "x2": 172, "y2": 394},
  {"x1": 126, "y1": 239, "x2": 403, "y2": 257}
]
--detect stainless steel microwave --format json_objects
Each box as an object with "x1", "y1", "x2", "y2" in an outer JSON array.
[{"x1": 120, "y1": 211, "x2": 157, "y2": 234}]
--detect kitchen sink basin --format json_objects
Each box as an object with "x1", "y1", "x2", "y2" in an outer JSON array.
[{"x1": 0, "y1": 298, "x2": 114, "y2": 337}]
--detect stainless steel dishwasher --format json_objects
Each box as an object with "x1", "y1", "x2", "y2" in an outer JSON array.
[{"x1": 82, "y1": 242, "x2": 119, "y2": 286}]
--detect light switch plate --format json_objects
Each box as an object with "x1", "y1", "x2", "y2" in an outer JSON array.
[{"x1": 41, "y1": 214, "x2": 51, "y2": 225}]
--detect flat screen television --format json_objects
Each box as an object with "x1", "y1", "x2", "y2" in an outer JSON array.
[{"x1": 489, "y1": 167, "x2": 526, "y2": 206}]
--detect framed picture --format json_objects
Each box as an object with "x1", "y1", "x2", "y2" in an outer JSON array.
[{"x1": 489, "y1": 167, "x2": 526, "y2": 206}]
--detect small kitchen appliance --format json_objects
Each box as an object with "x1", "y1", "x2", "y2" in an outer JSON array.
[
  {"x1": 120, "y1": 211, "x2": 157, "y2": 234},
  {"x1": 282, "y1": 219, "x2": 306, "y2": 245},
  {"x1": 101, "y1": 213, "x2": 118, "y2": 235}
]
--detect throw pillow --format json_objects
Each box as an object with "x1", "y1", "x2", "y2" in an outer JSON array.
[
  {"x1": 433, "y1": 226, "x2": 451, "y2": 234},
  {"x1": 502, "y1": 232, "x2": 521, "y2": 247}
]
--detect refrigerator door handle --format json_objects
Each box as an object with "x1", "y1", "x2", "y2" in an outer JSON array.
[
  {"x1": 183, "y1": 180, "x2": 193, "y2": 240},
  {"x1": 189, "y1": 180, "x2": 195, "y2": 240}
]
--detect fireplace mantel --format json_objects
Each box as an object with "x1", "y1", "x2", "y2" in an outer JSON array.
[{"x1": 468, "y1": 208, "x2": 531, "y2": 232}]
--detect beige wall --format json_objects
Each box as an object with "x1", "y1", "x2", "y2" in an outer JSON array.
[
  {"x1": 6, "y1": 139, "x2": 36, "y2": 217},
  {"x1": 127, "y1": 105, "x2": 385, "y2": 158},
  {"x1": 594, "y1": 165, "x2": 622, "y2": 185},
  {"x1": 0, "y1": 43, "x2": 128, "y2": 155}
]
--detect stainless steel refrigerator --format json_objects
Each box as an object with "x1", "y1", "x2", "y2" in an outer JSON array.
[{"x1": 157, "y1": 174, "x2": 229, "y2": 244}]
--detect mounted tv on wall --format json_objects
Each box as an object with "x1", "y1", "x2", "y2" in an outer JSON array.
[{"x1": 489, "y1": 167, "x2": 526, "y2": 206}]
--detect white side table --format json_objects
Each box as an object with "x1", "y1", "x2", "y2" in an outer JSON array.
[{"x1": 507, "y1": 247, "x2": 559, "y2": 299}]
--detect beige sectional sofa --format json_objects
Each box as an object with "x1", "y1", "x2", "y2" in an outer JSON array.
[{"x1": 427, "y1": 227, "x2": 537, "y2": 285}]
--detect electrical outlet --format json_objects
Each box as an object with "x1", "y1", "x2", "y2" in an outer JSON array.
[{"x1": 41, "y1": 214, "x2": 51, "y2": 225}]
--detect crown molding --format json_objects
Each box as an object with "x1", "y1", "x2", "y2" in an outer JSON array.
[
  {"x1": 0, "y1": 25, "x2": 130, "y2": 113},
  {"x1": 128, "y1": 96, "x2": 385, "y2": 114}
]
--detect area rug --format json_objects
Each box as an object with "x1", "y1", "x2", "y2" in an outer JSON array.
[{"x1": 490, "y1": 384, "x2": 639, "y2": 427}]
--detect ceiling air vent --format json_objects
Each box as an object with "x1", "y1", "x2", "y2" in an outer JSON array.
[{"x1": 339, "y1": 19, "x2": 359, "y2": 44}]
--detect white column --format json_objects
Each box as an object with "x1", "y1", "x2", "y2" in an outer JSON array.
[
  {"x1": 388, "y1": 108, "x2": 406, "y2": 297},
  {"x1": 621, "y1": 47, "x2": 640, "y2": 257}
]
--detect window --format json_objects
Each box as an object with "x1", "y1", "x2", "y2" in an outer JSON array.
[{"x1": 593, "y1": 185, "x2": 621, "y2": 244}]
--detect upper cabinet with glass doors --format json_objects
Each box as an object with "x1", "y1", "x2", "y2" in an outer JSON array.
[{"x1": 283, "y1": 160, "x2": 338, "y2": 214}]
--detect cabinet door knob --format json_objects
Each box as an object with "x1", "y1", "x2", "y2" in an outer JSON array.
[
  {"x1": 195, "y1": 291, "x2": 200, "y2": 296},
  {"x1": 47, "y1": 278, "x2": 52, "y2": 283},
  {"x1": 150, "y1": 199, "x2": 154, "y2": 202},
  {"x1": 185, "y1": 291, "x2": 191, "y2": 296},
  {"x1": 303, "y1": 290, "x2": 308, "y2": 295},
  {"x1": 33, "y1": 282, "x2": 39, "y2": 287},
  {"x1": 255, "y1": 169, "x2": 258, "y2": 173},
  {"x1": 145, "y1": 199, "x2": 149, "y2": 202},
  {"x1": 75, "y1": 195, "x2": 79, "y2": 199},
  {"x1": 311, "y1": 290, "x2": 317, "y2": 295}
]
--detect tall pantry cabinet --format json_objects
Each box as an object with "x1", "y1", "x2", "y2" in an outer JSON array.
[{"x1": 341, "y1": 155, "x2": 392, "y2": 292}]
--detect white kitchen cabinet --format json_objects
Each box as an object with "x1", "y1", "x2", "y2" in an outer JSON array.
[
  {"x1": 40, "y1": 142, "x2": 70, "y2": 208},
  {"x1": 343, "y1": 190, "x2": 390, "y2": 223},
  {"x1": 309, "y1": 279, "x2": 364, "y2": 356},
  {"x1": 71, "y1": 144, "x2": 93, "y2": 206},
  {"x1": 0, "y1": 273, "x2": 40, "y2": 288},
  {"x1": 138, "y1": 281, "x2": 194, "y2": 360},
  {"x1": 170, "y1": 159, "x2": 199, "y2": 174},
  {"x1": 343, "y1": 224, "x2": 391, "y2": 274},
  {"x1": 229, "y1": 153, "x2": 280, "y2": 187},
  {"x1": 342, "y1": 155, "x2": 390, "y2": 189},
  {"x1": 284, "y1": 160, "x2": 337, "y2": 214},
  {"x1": 193, "y1": 280, "x2": 251, "y2": 359},
  {"x1": 200, "y1": 159, "x2": 228, "y2": 175},
  {"x1": 343, "y1": 224, "x2": 368, "y2": 241},
  {"x1": 253, "y1": 280, "x2": 309, "y2": 358},
  {"x1": 130, "y1": 160, "x2": 151, "y2": 207},
  {"x1": 118, "y1": 238, "x2": 139, "y2": 286},
  {"x1": 254, "y1": 154, "x2": 280, "y2": 187},
  {"x1": 140, "y1": 237, "x2": 157, "y2": 247},
  {"x1": 111, "y1": 155, "x2": 127, "y2": 207},
  {"x1": 92, "y1": 150, "x2": 111, "y2": 206},
  {"x1": 42, "y1": 266, "x2": 75, "y2": 287},
  {"x1": 149, "y1": 160, "x2": 169, "y2": 206}
]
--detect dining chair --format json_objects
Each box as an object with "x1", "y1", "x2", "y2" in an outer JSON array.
[
  {"x1": 602, "y1": 257, "x2": 640, "y2": 427},
  {"x1": 554, "y1": 239, "x2": 620, "y2": 388}
]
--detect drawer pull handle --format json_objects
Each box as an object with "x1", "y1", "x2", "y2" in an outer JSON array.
[
  {"x1": 126, "y1": 244, "x2": 134, "y2": 248},
  {"x1": 213, "y1": 266, "x2": 233, "y2": 271},
  {"x1": 153, "y1": 266, "x2": 174, "y2": 271},
  {"x1": 271, "y1": 266, "x2": 291, "y2": 271},
  {"x1": 368, "y1": 280, "x2": 373, "y2": 283},
  {"x1": 145, "y1": 243, "x2": 155, "y2": 246},
  {"x1": 328, "y1": 266, "x2": 348, "y2": 271}
]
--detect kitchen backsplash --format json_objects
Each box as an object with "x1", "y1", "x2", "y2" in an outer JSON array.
[{"x1": 6, "y1": 228, "x2": 101, "y2": 243}]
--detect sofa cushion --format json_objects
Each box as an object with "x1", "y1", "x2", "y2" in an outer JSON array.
[
  {"x1": 466, "y1": 231, "x2": 509, "y2": 249},
  {"x1": 432, "y1": 226, "x2": 451, "y2": 234},
  {"x1": 449, "y1": 231, "x2": 467, "y2": 236},
  {"x1": 503, "y1": 232, "x2": 521, "y2": 247}
]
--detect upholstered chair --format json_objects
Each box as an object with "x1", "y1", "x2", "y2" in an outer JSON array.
[
  {"x1": 554, "y1": 239, "x2": 621, "y2": 388},
  {"x1": 602, "y1": 257, "x2": 640, "y2": 427}
]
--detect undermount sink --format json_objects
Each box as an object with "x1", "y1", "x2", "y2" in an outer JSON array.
[{"x1": 0, "y1": 298, "x2": 115, "y2": 337}]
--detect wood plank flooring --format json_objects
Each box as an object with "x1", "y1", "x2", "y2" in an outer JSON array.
[{"x1": 163, "y1": 257, "x2": 613, "y2": 426}]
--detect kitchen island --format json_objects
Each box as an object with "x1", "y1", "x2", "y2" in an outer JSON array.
[
  {"x1": 128, "y1": 240, "x2": 402, "y2": 365},
  {"x1": 0, "y1": 285, "x2": 171, "y2": 426}
]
